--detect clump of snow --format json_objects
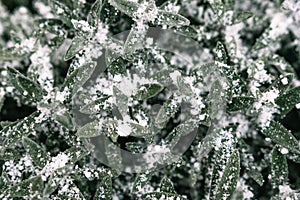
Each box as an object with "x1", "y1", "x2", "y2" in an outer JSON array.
[
  {"x1": 280, "y1": 148, "x2": 289, "y2": 155},
  {"x1": 41, "y1": 152, "x2": 70, "y2": 180}
]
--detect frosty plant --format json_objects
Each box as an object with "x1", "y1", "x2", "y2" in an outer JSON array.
[{"x1": 0, "y1": 0, "x2": 300, "y2": 199}]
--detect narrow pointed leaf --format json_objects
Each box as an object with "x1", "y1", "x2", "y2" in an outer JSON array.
[
  {"x1": 215, "y1": 149, "x2": 240, "y2": 200},
  {"x1": 262, "y1": 121, "x2": 300, "y2": 153},
  {"x1": 64, "y1": 36, "x2": 87, "y2": 61},
  {"x1": 61, "y1": 61, "x2": 96, "y2": 99},
  {"x1": 271, "y1": 146, "x2": 288, "y2": 187},
  {"x1": 22, "y1": 137, "x2": 50, "y2": 168}
]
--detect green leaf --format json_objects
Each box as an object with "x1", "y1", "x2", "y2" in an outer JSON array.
[
  {"x1": 232, "y1": 11, "x2": 253, "y2": 24},
  {"x1": 48, "y1": 0, "x2": 73, "y2": 27},
  {"x1": 0, "y1": 47, "x2": 29, "y2": 61},
  {"x1": 113, "y1": 86, "x2": 128, "y2": 115},
  {"x1": 3, "y1": 176, "x2": 43, "y2": 197},
  {"x1": 54, "y1": 109, "x2": 75, "y2": 130},
  {"x1": 271, "y1": 146, "x2": 288, "y2": 187},
  {"x1": 0, "y1": 147, "x2": 22, "y2": 160},
  {"x1": 87, "y1": 0, "x2": 103, "y2": 27},
  {"x1": 43, "y1": 175, "x2": 60, "y2": 197},
  {"x1": 155, "y1": 95, "x2": 180, "y2": 128},
  {"x1": 133, "y1": 83, "x2": 164, "y2": 100},
  {"x1": 7, "y1": 67, "x2": 44, "y2": 101},
  {"x1": 22, "y1": 137, "x2": 50, "y2": 168},
  {"x1": 215, "y1": 149, "x2": 240, "y2": 200},
  {"x1": 172, "y1": 25, "x2": 198, "y2": 39},
  {"x1": 262, "y1": 121, "x2": 300, "y2": 153},
  {"x1": 80, "y1": 95, "x2": 111, "y2": 114},
  {"x1": 227, "y1": 96, "x2": 255, "y2": 111},
  {"x1": 155, "y1": 10, "x2": 190, "y2": 27},
  {"x1": 107, "y1": 57, "x2": 127, "y2": 76},
  {"x1": 165, "y1": 119, "x2": 198, "y2": 148},
  {"x1": 208, "y1": 79, "x2": 225, "y2": 118},
  {"x1": 64, "y1": 36, "x2": 87, "y2": 61},
  {"x1": 94, "y1": 174, "x2": 112, "y2": 200},
  {"x1": 215, "y1": 42, "x2": 228, "y2": 64},
  {"x1": 109, "y1": 0, "x2": 139, "y2": 17},
  {"x1": 132, "y1": 172, "x2": 152, "y2": 194},
  {"x1": 76, "y1": 120, "x2": 102, "y2": 138},
  {"x1": 61, "y1": 61, "x2": 97, "y2": 99},
  {"x1": 0, "y1": 111, "x2": 42, "y2": 146},
  {"x1": 248, "y1": 170, "x2": 264, "y2": 186},
  {"x1": 141, "y1": 192, "x2": 187, "y2": 200},
  {"x1": 276, "y1": 86, "x2": 300, "y2": 117},
  {"x1": 160, "y1": 176, "x2": 176, "y2": 194},
  {"x1": 124, "y1": 24, "x2": 148, "y2": 56}
]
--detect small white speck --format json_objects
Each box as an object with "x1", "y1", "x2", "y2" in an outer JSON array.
[
  {"x1": 280, "y1": 148, "x2": 289, "y2": 155},
  {"x1": 281, "y1": 77, "x2": 288, "y2": 85}
]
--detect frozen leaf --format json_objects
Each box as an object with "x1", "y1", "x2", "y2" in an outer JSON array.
[
  {"x1": 172, "y1": 25, "x2": 198, "y2": 39},
  {"x1": 2, "y1": 176, "x2": 43, "y2": 197},
  {"x1": 80, "y1": 95, "x2": 111, "y2": 114},
  {"x1": 94, "y1": 174, "x2": 112, "y2": 200},
  {"x1": 132, "y1": 172, "x2": 152, "y2": 194},
  {"x1": 215, "y1": 42, "x2": 228, "y2": 64},
  {"x1": 88, "y1": 0, "x2": 103, "y2": 27},
  {"x1": 208, "y1": 79, "x2": 224, "y2": 118},
  {"x1": 248, "y1": 170, "x2": 264, "y2": 186},
  {"x1": 22, "y1": 137, "x2": 49, "y2": 168},
  {"x1": 113, "y1": 86, "x2": 128, "y2": 115},
  {"x1": 231, "y1": 11, "x2": 253, "y2": 24},
  {"x1": 165, "y1": 119, "x2": 198, "y2": 148},
  {"x1": 160, "y1": 176, "x2": 176, "y2": 194},
  {"x1": 155, "y1": 95, "x2": 180, "y2": 128},
  {"x1": 48, "y1": 0, "x2": 73, "y2": 27},
  {"x1": 271, "y1": 146, "x2": 288, "y2": 187},
  {"x1": 7, "y1": 67, "x2": 44, "y2": 101},
  {"x1": 0, "y1": 47, "x2": 29, "y2": 61},
  {"x1": 215, "y1": 149, "x2": 240, "y2": 200},
  {"x1": 61, "y1": 61, "x2": 97, "y2": 100},
  {"x1": 0, "y1": 147, "x2": 22, "y2": 160},
  {"x1": 107, "y1": 57, "x2": 127, "y2": 76},
  {"x1": 133, "y1": 83, "x2": 164, "y2": 100},
  {"x1": 34, "y1": 18, "x2": 64, "y2": 35},
  {"x1": 76, "y1": 120, "x2": 102, "y2": 138},
  {"x1": 124, "y1": 24, "x2": 148, "y2": 56},
  {"x1": 155, "y1": 10, "x2": 190, "y2": 27},
  {"x1": 141, "y1": 192, "x2": 187, "y2": 200},
  {"x1": 0, "y1": 111, "x2": 41, "y2": 146},
  {"x1": 109, "y1": 0, "x2": 139, "y2": 17},
  {"x1": 64, "y1": 36, "x2": 87, "y2": 61},
  {"x1": 276, "y1": 86, "x2": 300, "y2": 117},
  {"x1": 262, "y1": 121, "x2": 300, "y2": 153},
  {"x1": 227, "y1": 96, "x2": 255, "y2": 112},
  {"x1": 54, "y1": 109, "x2": 75, "y2": 130},
  {"x1": 43, "y1": 175, "x2": 59, "y2": 196}
]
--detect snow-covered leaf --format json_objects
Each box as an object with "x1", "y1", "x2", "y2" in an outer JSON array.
[
  {"x1": 76, "y1": 120, "x2": 102, "y2": 138},
  {"x1": 227, "y1": 96, "x2": 255, "y2": 111},
  {"x1": 276, "y1": 86, "x2": 300, "y2": 117},
  {"x1": 133, "y1": 83, "x2": 164, "y2": 100},
  {"x1": 94, "y1": 174, "x2": 112, "y2": 200},
  {"x1": 22, "y1": 137, "x2": 49, "y2": 168},
  {"x1": 64, "y1": 36, "x2": 87, "y2": 61},
  {"x1": 160, "y1": 176, "x2": 176, "y2": 194},
  {"x1": 215, "y1": 149, "x2": 240, "y2": 200},
  {"x1": 155, "y1": 10, "x2": 190, "y2": 27},
  {"x1": 7, "y1": 67, "x2": 44, "y2": 101},
  {"x1": 271, "y1": 146, "x2": 288, "y2": 187},
  {"x1": 61, "y1": 61, "x2": 97, "y2": 100},
  {"x1": 262, "y1": 121, "x2": 300, "y2": 153}
]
